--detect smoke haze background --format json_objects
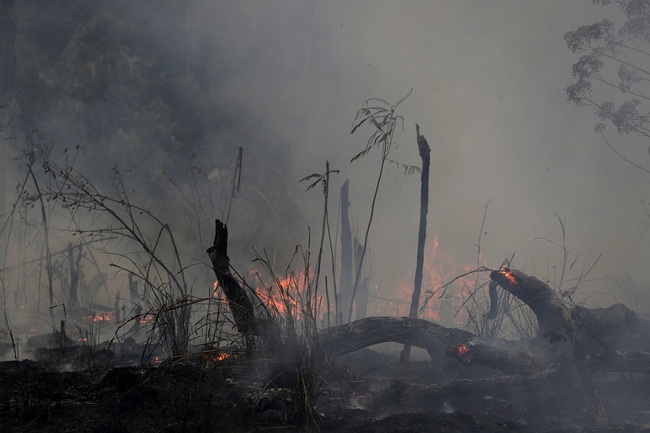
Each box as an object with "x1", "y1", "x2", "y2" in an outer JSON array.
[
  {"x1": 193, "y1": 1, "x2": 650, "y2": 307},
  {"x1": 2, "y1": 1, "x2": 650, "y2": 322}
]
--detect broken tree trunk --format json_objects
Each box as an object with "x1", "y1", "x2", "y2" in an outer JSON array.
[
  {"x1": 489, "y1": 266, "x2": 608, "y2": 426},
  {"x1": 339, "y1": 179, "x2": 353, "y2": 325},
  {"x1": 67, "y1": 242, "x2": 82, "y2": 309},
  {"x1": 206, "y1": 219, "x2": 281, "y2": 355},
  {"x1": 207, "y1": 219, "x2": 258, "y2": 348},
  {"x1": 401, "y1": 123, "x2": 431, "y2": 363}
]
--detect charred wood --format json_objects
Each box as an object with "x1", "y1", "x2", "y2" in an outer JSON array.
[
  {"x1": 320, "y1": 316, "x2": 474, "y2": 359},
  {"x1": 446, "y1": 339, "x2": 542, "y2": 376},
  {"x1": 206, "y1": 219, "x2": 280, "y2": 354},
  {"x1": 489, "y1": 267, "x2": 608, "y2": 425},
  {"x1": 587, "y1": 350, "x2": 650, "y2": 374},
  {"x1": 207, "y1": 219, "x2": 257, "y2": 339}
]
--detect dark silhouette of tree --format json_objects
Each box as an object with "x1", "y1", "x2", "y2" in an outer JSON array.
[{"x1": 0, "y1": 0, "x2": 16, "y2": 110}]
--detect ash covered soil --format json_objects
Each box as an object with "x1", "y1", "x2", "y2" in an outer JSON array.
[{"x1": 1, "y1": 346, "x2": 650, "y2": 433}]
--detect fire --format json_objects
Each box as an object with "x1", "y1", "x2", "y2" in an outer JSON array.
[
  {"x1": 446, "y1": 342, "x2": 473, "y2": 365},
  {"x1": 212, "y1": 269, "x2": 321, "y2": 319},
  {"x1": 212, "y1": 279, "x2": 219, "y2": 297},
  {"x1": 139, "y1": 314, "x2": 154, "y2": 324},
  {"x1": 456, "y1": 343, "x2": 470, "y2": 356},
  {"x1": 214, "y1": 352, "x2": 230, "y2": 361},
  {"x1": 497, "y1": 266, "x2": 518, "y2": 286},
  {"x1": 83, "y1": 312, "x2": 113, "y2": 322},
  {"x1": 385, "y1": 233, "x2": 473, "y2": 325},
  {"x1": 208, "y1": 352, "x2": 230, "y2": 362},
  {"x1": 256, "y1": 271, "x2": 310, "y2": 317}
]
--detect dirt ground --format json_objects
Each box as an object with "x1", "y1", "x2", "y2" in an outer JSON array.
[{"x1": 1, "y1": 342, "x2": 650, "y2": 433}]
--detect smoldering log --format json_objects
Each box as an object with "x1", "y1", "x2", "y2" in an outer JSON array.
[
  {"x1": 446, "y1": 339, "x2": 542, "y2": 376},
  {"x1": 320, "y1": 316, "x2": 474, "y2": 359},
  {"x1": 489, "y1": 266, "x2": 608, "y2": 426}
]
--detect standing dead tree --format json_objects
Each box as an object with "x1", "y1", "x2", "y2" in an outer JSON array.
[
  {"x1": 338, "y1": 179, "x2": 352, "y2": 325},
  {"x1": 401, "y1": 123, "x2": 431, "y2": 363},
  {"x1": 67, "y1": 242, "x2": 83, "y2": 308}
]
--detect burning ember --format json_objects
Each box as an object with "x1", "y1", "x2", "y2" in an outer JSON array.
[
  {"x1": 83, "y1": 312, "x2": 113, "y2": 322},
  {"x1": 446, "y1": 342, "x2": 474, "y2": 365},
  {"x1": 207, "y1": 352, "x2": 230, "y2": 363},
  {"x1": 456, "y1": 343, "x2": 470, "y2": 356},
  {"x1": 497, "y1": 266, "x2": 518, "y2": 287}
]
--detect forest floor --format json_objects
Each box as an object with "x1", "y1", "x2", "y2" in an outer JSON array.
[{"x1": 1, "y1": 341, "x2": 650, "y2": 433}]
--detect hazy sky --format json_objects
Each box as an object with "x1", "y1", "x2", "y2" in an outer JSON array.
[
  {"x1": 4, "y1": 1, "x2": 650, "y2": 319},
  {"x1": 190, "y1": 1, "x2": 650, "y2": 310}
]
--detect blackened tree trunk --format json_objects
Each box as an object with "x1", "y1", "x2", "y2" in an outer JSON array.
[
  {"x1": 207, "y1": 220, "x2": 257, "y2": 349},
  {"x1": 67, "y1": 242, "x2": 82, "y2": 308},
  {"x1": 0, "y1": 0, "x2": 16, "y2": 287},
  {"x1": 339, "y1": 179, "x2": 353, "y2": 324},
  {"x1": 353, "y1": 238, "x2": 368, "y2": 320},
  {"x1": 401, "y1": 123, "x2": 431, "y2": 363},
  {"x1": 0, "y1": 0, "x2": 16, "y2": 109}
]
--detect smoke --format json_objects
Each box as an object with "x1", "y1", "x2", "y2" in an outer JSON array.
[
  {"x1": 184, "y1": 1, "x2": 650, "y2": 310},
  {"x1": 3, "y1": 0, "x2": 650, "y2": 326}
]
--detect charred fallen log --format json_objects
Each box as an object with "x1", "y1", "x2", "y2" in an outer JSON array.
[
  {"x1": 320, "y1": 316, "x2": 473, "y2": 359},
  {"x1": 489, "y1": 266, "x2": 608, "y2": 425},
  {"x1": 587, "y1": 350, "x2": 650, "y2": 374},
  {"x1": 445, "y1": 339, "x2": 542, "y2": 376}
]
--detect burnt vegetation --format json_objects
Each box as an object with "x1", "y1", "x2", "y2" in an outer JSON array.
[{"x1": 1, "y1": 1, "x2": 650, "y2": 433}]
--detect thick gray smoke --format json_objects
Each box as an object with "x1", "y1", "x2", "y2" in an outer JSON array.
[{"x1": 2, "y1": 0, "x2": 650, "y2": 329}]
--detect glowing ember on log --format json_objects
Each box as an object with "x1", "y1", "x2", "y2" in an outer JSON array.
[
  {"x1": 456, "y1": 343, "x2": 470, "y2": 355},
  {"x1": 488, "y1": 266, "x2": 520, "y2": 289},
  {"x1": 446, "y1": 342, "x2": 473, "y2": 365},
  {"x1": 497, "y1": 266, "x2": 518, "y2": 286}
]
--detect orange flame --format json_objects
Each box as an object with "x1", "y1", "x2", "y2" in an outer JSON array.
[
  {"x1": 391, "y1": 234, "x2": 474, "y2": 325},
  {"x1": 498, "y1": 266, "x2": 518, "y2": 286},
  {"x1": 213, "y1": 353, "x2": 230, "y2": 362},
  {"x1": 212, "y1": 269, "x2": 325, "y2": 320},
  {"x1": 139, "y1": 314, "x2": 154, "y2": 324},
  {"x1": 83, "y1": 312, "x2": 113, "y2": 322}
]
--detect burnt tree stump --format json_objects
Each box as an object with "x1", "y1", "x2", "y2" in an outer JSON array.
[{"x1": 207, "y1": 220, "x2": 257, "y2": 347}]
